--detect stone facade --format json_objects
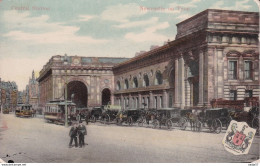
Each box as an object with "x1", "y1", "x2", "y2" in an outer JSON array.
[
  {"x1": 0, "y1": 81, "x2": 18, "y2": 112},
  {"x1": 37, "y1": 9, "x2": 259, "y2": 110},
  {"x1": 113, "y1": 9, "x2": 259, "y2": 109},
  {"x1": 37, "y1": 55, "x2": 128, "y2": 108}
]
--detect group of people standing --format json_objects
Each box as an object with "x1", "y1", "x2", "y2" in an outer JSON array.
[{"x1": 69, "y1": 121, "x2": 87, "y2": 148}]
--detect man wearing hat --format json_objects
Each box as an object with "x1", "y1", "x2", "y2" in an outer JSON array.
[
  {"x1": 69, "y1": 123, "x2": 78, "y2": 148},
  {"x1": 78, "y1": 121, "x2": 87, "y2": 148}
]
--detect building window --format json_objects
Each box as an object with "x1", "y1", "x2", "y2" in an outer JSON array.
[
  {"x1": 155, "y1": 71, "x2": 163, "y2": 85},
  {"x1": 244, "y1": 61, "x2": 253, "y2": 80},
  {"x1": 143, "y1": 74, "x2": 149, "y2": 87},
  {"x1": 124, "y1": 79, "x2": 129, "y2": 89},
  {"x1": 147, "y1": 97, "x2": 150, "y2": 108},
  {"x1": 142, "y1": 97, "x2": 145, "y2": 108},
  {"x1": 116, "y1": 81, "x2": 121, "y2": 90},
  {"x1": 169, "y1": 94, "x2": 173, "y2": 108},
  {"x1": 245, "y1": 90, "x2": 253, "y2": 98},
  {"x1": 228, "y1": 61, "x2": 237, "y2": 79},
  {"x1": 230, "y1": 90, "x2": 237, "y2": 100},
  {"x1": 133, "y1": 77, "x2": 138, "y2": 88},
  {"x1": 154, "y1": 96, "x2": 157, "y2": 108},
  {"x1": 160, "y1": 96, "x2": 163, "y2": 108}
]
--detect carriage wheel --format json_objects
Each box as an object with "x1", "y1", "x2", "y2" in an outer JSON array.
[
  {"x1": 128, "y1": 117, "x2": 133, "y2": 126},
  {"x1": 137, "y1": 117, "x2": 144, "y2": 127},
  {"x1": 166, "y1": 120, "x2": 173, "y2": 129},
  {"x1": 152, "y1": 119, "x2": 159, "y2": 129},
  {"x1": 179, "y1": 118, "x2": 188, "y2": 130},
  {"x1": 213, "y1": 119, "x2": 222, "y2": 134},
  {"x1": 195, "y1": 120, "x2": 202, "y2": 132},
  {"x1": 91, "y1": 115, "x2": 96, "y2": 123},
  {"x1": 252, "y1": 117, "x2": 259, "y2": 135},
  {"x1": 207, "y1": 120, "x2": 214, "y2": 132},
  {"x1": 105, "y1": 114, "x2": 110, "y2": 124},
  {"x1": 116, "y1": 118, "x2": 121, "y2": 125}
]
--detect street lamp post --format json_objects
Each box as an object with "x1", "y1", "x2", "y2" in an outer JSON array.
[{"x1": 64, "y1": 54, "x2": 68, "y2": 127}]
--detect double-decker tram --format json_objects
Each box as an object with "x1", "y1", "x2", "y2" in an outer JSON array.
[{"x1": 44, "y1": 100, "x2": 76, "y2": 125}]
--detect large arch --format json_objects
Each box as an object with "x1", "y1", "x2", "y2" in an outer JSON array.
[
  {"x1": 67, "y1": 81, "x2": 88, "y2": 108},
  {"x1": 102, "y1": 88, "x2": 111, "y2": 105}
]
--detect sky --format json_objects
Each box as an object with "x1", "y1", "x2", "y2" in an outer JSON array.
[{"x1": 0, "y1": 0, "x2": 259, "y2": 91}]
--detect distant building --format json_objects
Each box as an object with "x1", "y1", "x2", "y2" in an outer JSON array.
[
  {"x1": 0, "y1": 81, "x2": 18, "y2": 112},
  {"x1": 37, "y1": 56, "x2": 129, "y2": 108},
  {"x1": 23, "y1": 70, "x2": 40, "y2": 109}
]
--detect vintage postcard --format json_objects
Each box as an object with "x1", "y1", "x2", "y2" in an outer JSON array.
[{"x1": 0, "y1": 0, "x2": 259, "y2": 164}]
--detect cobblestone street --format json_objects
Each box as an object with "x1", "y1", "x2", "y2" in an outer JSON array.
[{"x1": 0, "y1": 113, "x2": 259, "y2": 163}]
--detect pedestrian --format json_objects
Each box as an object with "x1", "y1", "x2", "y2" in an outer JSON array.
[
  {"x1": 78, "y1": 121, "x2": 87, "y2": 148},
  {"x1": 85, "y1": 110, "x2": 90, "y2": 125},
  {"x1": 69, "y1": 123, "x2": 78, "y2": 148}
]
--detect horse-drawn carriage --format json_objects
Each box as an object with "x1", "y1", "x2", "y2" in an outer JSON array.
[
  {"x1": 229, "y1": 106, "x2": 259, "y2": 134},
  {"x1": 116, "y1": 109, "x2": 141, "y2": 126},
  {"x1": 210, "y1": 98, "x2": 259, "y2": 134},
  {"x1": 152, "y1": 108, "x2": 190, "y2": 129},
  {"x1": 191, "y1": 108, "x2": 231, "y2": 134},
  {"x1": 137, "y1": 109, "x2": 157, "y2": 127},
  {"x1": 102, "y1": 105, "x2": 121, "y2": 124},
  {"x1": 89, "y1": 106, "x2": 104, "y2": 123}
]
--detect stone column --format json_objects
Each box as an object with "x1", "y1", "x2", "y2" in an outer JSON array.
[
  {"x1": 149, "y1": 91, "x2": 153, "y2": 109},
  {"x1": 216, "y1": 48, "x2": 224, "y2": 98},
  {"x1": 128, "y1": 94, "x2": 132, "y2": 109},
  {"x1": 120, "y1": 94, "x2": 123, "y2": 109},
  {"x1": 185, "y1": 79, "x2": 191, "y2": 107},
  {"x1": 174, "y1": 59, "x2": 180, "y2": 106},
  {"x1": 207, "y1": 48, "x2": 215, "y2": 106},
  {"x1": 111, "y1": 93, "x2": 114, "y2": 105},
  {"x1": 163, "y1": 90, "x2": 167, "y2": 108},
  {"x1": 198, "y1": 50, "x2": 204, "y2": 106},
  {"x1": 138, "y1": 93, "x2": 142, "y2": 109},
  {"x1": 179, "y1": 57, "x2": 185, "y2": 109}
]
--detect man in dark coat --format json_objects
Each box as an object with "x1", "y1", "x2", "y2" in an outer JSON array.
[
  {"x1": 78, "y1": 121, "x2": 87, "y2": 148},
  {"x1": 69, "y1": 123, "x2": 78, "y2": 148}
]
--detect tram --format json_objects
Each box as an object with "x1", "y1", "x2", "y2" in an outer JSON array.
[
  {"x1": 44, "y1": 100, "x2": 76, "y2": 125},
  {"x1": 15, "y1": 104, "x2": 33, "y2": 117}
]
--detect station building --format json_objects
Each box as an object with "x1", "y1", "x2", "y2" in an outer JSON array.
[
  {"x1": 38, "y1": 9, "x2": 259, "y2": 109},
  {"x1": 113, "y1": 9, "x2": 259, "y2": 109},
  {"x1": 37, "y1": 56, "x2": 128, "y2": 108}
]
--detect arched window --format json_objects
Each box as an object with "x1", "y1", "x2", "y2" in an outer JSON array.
[
  {"x1": 155, "y1": 71, "x2": 163, "y2": 85},
  {"x1": 124, "y1": 79, "x2": 129, "y2": 89},
  {"x1": 143, "y1": 74, "x2": 149, "y2": 87},
  {"x1": 133, "y1": 77, "x2": 138, "y2": 88},
  {"x1": 116, "y1": 81, "x2": 121, "y2": 90}
]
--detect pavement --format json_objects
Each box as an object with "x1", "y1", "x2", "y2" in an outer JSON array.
[{"x1": 0, "y1": 113, "x2": 259, "y2": 163}]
